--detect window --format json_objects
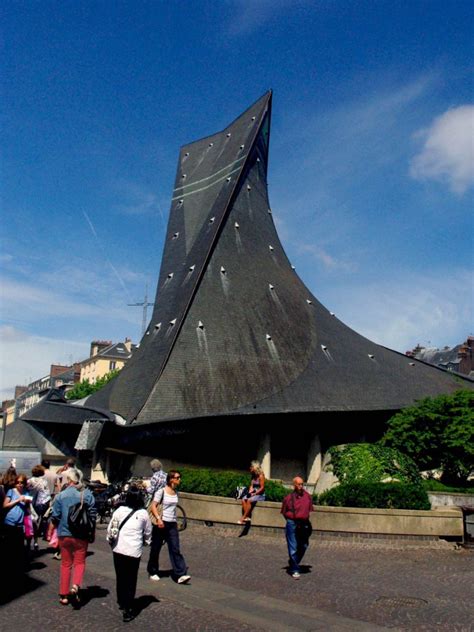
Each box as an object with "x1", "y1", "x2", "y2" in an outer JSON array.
[{"x1": 109, "y1": 361, "x2": 116, "y2": 370}]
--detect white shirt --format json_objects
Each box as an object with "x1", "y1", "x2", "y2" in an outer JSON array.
[
  {"x1": 153, "y1": 488, "x2": 178, "y2": 522},
  {"x1": 107, "y1": 507, "x2": 152, "y2": 558}
]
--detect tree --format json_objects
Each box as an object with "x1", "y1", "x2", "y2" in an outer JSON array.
[
  {"x1": 66, "y1": 369, "x2": 120, "y2": 401},
  {"x1": 380, "y1": 390, "x2": 474, "y2": 484}
]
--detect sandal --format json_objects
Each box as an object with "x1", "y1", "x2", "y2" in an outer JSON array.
[
  {"x1": 69, "y1": 585, "x2": 81, "y2": 606},
  {"x1": 59, "y1": 595, "x2": 69, "y2": 606}
]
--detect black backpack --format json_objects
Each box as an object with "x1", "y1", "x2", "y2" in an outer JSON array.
[{"x1": 68, "y1": 491, "x2": 95, "y2": 542}]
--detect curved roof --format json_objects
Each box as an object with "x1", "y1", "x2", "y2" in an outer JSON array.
[{"x1": 23, "y1": 92, "x2": 473, "y2": 427}]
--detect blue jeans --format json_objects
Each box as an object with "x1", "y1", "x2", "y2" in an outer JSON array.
[
  {"x1": 147, "y1": 522, "x2": 187, "y2": 579},
  {"x1": 285, "y1": 519, "x2": 309, "y2": 573}
]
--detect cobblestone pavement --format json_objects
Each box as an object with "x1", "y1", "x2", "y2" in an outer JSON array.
[{"x1": 1, "y1": 522, "x2": 473, "y2": 631}]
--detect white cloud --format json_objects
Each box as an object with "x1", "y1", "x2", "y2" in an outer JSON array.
[
  {"x1": 0, "y1": 326, "x2": 90, "y2": 400},
  {"x1": 410, "y1": 105, "x2": 474, "y2": 194}
]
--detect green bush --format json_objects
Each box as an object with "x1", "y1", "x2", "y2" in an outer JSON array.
[
  {"x1": 380, "y1": 390, "x2": 474, "y2": 484},
  {"x1": 317, "y1": 482, "x2": 431, "y2": 510},
  {"x1": 326, "y1": 443, "x2": 422, "y2": 485},
  {"x1": 179, "y1": 468, "x2": 288, "y2": 502}
]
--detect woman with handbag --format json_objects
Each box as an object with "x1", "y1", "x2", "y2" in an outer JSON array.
[
  {"x1": 147, "y1": 470, "x2": 191, "y2": 585},
  {"x1": 51, "y1": 467, "x2": 96, "y2": 606},
  {"x1": 107, "y1": 485, "x2": 152, "y2": 622}
]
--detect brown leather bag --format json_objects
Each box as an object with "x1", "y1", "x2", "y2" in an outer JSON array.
[{"x1": 147, "y1": 487, "x2": 164, "y2": 526}]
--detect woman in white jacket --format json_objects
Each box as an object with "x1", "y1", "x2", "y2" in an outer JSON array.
[{"x1": 107, "y1": 485, "x2": 152, "y2": 623}]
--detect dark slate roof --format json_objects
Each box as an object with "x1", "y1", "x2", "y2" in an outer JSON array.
[
  {"x1": 3, "y1": 418, "x2": 39, "y2": 449},
  {"x1": 94, "y1": 341, "x2": 134, "y2": 360},
  {"x1": 22, "y1": 92, "x2": 474, "y2": 428}
]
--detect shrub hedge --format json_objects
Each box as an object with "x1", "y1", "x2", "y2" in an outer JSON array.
[
  {"x1": 179, "y1": 468, "x2": 288, "y2": 502},
  {"x1": 317, "y1": 482, "x2": 431, "y2": 510},
  {"x1": 326, "y1": 443, "x2": 422, "y2": 485}
]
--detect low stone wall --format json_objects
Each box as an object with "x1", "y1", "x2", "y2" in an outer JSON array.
[
  {"x1": 179, "y1": 492, "x2": 464, "y2": 539},
  {"x1": 428, "y1": 491, "x2": 474, "y2": 509}
]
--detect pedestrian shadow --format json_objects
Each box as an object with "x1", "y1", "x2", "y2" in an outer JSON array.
[
  {"x1": 27, "y1": 561, "x2": 47, "y2": 571},
  {"x1": 134, "y1": 594, "x2": 159, "y2": 614},
  {"x1": 283, "y1": 564, "x2": 312, "y2": 575},
  {"x1": 238, "y1": 522, "x2": 251, "y2": 537},
  {"x1": 76, "y1": 585, "x2": 109, "y2": 608},
  {"x1": 0, "y1": 575, "x2": 45, "y2": 606}
]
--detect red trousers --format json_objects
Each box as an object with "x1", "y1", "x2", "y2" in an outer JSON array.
[{"x1": 58, "y1": 537, "x2": 88, "y2": 595}]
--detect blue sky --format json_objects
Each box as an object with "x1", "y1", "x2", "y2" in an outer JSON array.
[{"x1": 1, "y1": 1, "x2": 473, "y2": 399}]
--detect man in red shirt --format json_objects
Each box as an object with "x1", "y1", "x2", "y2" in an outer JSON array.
[{"x1": 280, "y1": 476, "x2": 313, "y2": 579}]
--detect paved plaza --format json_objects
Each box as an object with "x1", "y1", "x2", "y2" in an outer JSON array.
[{"x1": 1, "y1": 522, "x2": 473, "y2": 631}]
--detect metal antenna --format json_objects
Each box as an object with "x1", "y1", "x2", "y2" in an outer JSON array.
[{"x1": 128, "y1": 284, "x2": 155, "y2": 337}]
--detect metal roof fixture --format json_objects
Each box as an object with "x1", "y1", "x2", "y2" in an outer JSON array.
[
  {"x1": 269, "y1": 284, "x2": 274, "y2": 290},
  {"x1": 306, "y1": 299, "x2": 313, "y2": 305},
  {"x1": 209, "y1": 217, "x2": 215, "y2": 224},
  {"x1": 251, "y1": 116, "x2": 256, "y2": 121},
  {"x1": 409, "y1": 362, "x2": 415, "y2": 366},
  {"x1": 291, "y1": 265, "x2": 296, "y2": 270},
  {"x1": 266, "y1": 334, "x2": 272, "y2": 341},
  {"x1": 321, "y1": 345, "x2": 327, "y2": 351},
  {"x1": 330, "y1": 311, "x2": 335, "y2": 316},
  {"x1": 172, "y1": 232, "x2": 179, "y2": 239},
  {"x1": 178, "y1": 199, "x2": 183, "y2": 205},
  {"x1": 167, "y1": 272, "x2": 174, "y2": 280},
  {"x1": 197, "y1": 321, "x2": 204, "y2": 330},
  {"x1": 181, "y1": 174, "x2": 187, "y2": 179},
  {"x1": 257, "y1": 157, "x2": 260, "y2": 162},
  {"x1": 145, "y1": 331, "x2": 150, "y2": 336},
  {"x1": 154, "y1": 322, "x2": 161, "y2": 330},
  {"x1": 208, "y1": 142, "x2": 214, "y2": 147},
  {"x1": 220, "y1": 266, "x2": 226, "y2": 275},
  {"x1": 268, "y1": 208, "x2": 272, "y2": 213},
  {"x1": 234, "y1": 222, "x2": 240, "y2": 229},
  {"x1": 247, "y1": 185, "x2": 251, "y2": 191},
  {"x1": 188, "y1": 264, "x2": 196, "y2": 272},
  {"x1": 269, "y1": 245, "x2": 274, "y2": 251},
  {"x1": 226, "y1": 133, "x2": 231, "y2": 137},
  {"x1": 184, "y1": 152, "x2": 189, "y2": 157},
  {"x1": 169, "y1": 318, "x2": 177, "y2": 326},
  {"x1": 240, "y1": 144, "x2": 245, "y2": 150},
  {"x1": 368, "y1": 354, "x2": 375, "y2": 359},
  {"x1": 226, "y1": 177, "x2": 231, "y2": 182}
]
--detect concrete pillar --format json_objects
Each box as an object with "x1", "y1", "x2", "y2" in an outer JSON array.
[
  {"x1": 258, "y1": 433, "x2": 271, "y2": 479},
  {"x1": 306, "y1": 434, "x2": 321, "y2": 486}
]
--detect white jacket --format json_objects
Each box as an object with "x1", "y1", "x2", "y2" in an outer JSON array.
[{"x1": 107, "y1": 507, "x2": 152, "y2": 558}]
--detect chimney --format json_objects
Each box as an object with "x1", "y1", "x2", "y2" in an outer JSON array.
[{"x1": 124, "y1": 337, "x2": 132, "y2": 353}]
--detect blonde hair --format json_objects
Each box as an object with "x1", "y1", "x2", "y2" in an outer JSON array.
[
  {"x1": 250, "y1": 460, "x2": 263, "y2": 476},
  {"x1": 66, "y1": 467, "x2": 84, "y2": 490}
]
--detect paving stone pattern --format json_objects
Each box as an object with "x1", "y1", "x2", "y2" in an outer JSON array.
[{"x1": 1, "y1": 522, "x2": 472, "y2": 631}]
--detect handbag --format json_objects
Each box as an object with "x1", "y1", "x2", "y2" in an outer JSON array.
[
  {"x1": 107, "y1": 508, "x2": 138, "y2": 548},
  {"x1": 24, "y1": 513, "x2": 34, "y2": 538},
  {"x1": 68, "y1": 490, "x2": 96, "y2": 542},
  {"x1": 147, "y1": 487, "x2": 164, "y2": 526}
]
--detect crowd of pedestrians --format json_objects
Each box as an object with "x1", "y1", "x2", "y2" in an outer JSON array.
[{"x1": 1, "y1": 457, "x2": 314, "y2": 621}]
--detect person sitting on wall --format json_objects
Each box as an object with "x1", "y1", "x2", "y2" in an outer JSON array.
[{"x1": 238, "y1": 461, "x2": 266, "y2": 525}]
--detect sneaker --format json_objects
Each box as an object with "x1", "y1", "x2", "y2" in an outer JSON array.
[
  {"x1": 149, "y1": 574, "x2": 160, "y2": 581},
  {"x1": 53, "y1": 551, "x2": 61, "y2": 560},
  {"x1": 292, "y1": 571, "x2": 300, "y2": 580},
  {"x1": 177, "y1": 575, "x2": 191, "y2": 584}
]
